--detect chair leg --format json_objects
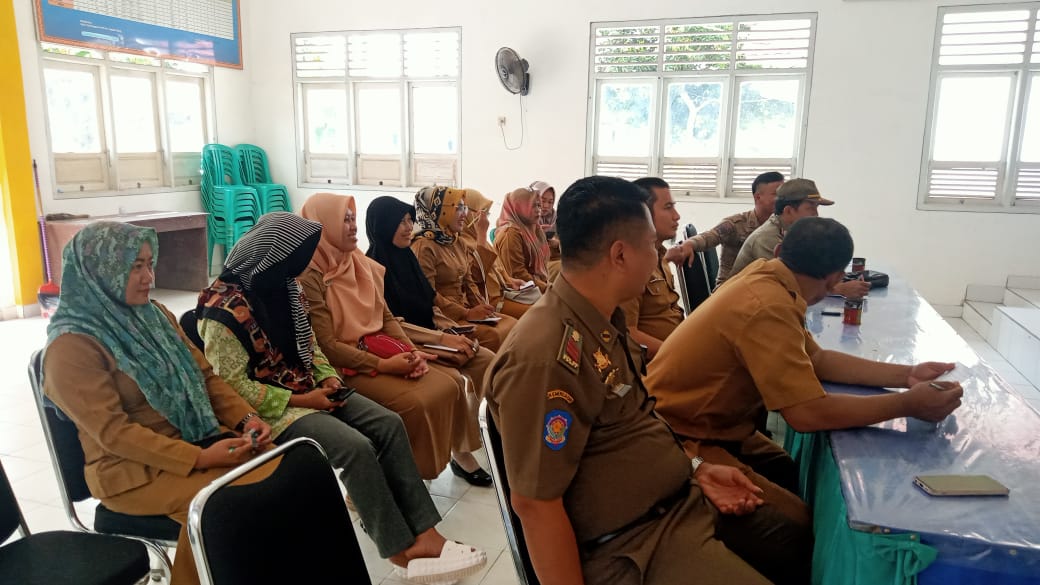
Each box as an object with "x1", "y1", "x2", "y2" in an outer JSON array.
[{"x1": 141, "y1": 539, "x2": 174, "y2": 583}]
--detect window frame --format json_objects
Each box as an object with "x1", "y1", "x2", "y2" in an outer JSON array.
[
  {"x1": 585, "y1": 13, "x2": 817, "y2": 201},
  {"x1": 919, "y1": 3, "x2": 1040, "y2": 213},
  {"x1": 39, "y1": 46, "x2": 216, "y2": 199},
  {"x1": 291, "y1": 27, "x2": 462, "y2": 190}
]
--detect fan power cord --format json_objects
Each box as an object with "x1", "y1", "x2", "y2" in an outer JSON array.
[{"x1": 500, "y1": 94, "x2": 526, "y2": 151}]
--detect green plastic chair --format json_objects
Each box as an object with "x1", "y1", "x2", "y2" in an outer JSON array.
[
  {"x1": 200, "y1": 144, "x2": 259, "y2": 272},
  {"x1": 235, "y1": 144, "x2": 292, "y2": 214}
]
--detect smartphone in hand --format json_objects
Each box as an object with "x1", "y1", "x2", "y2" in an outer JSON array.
[{"x1": 328, "y1": 386, "x2": 357, "y2": 402}]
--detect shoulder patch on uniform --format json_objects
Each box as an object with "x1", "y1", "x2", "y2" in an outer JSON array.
[
  {"x1": 557, "y1": 324, "x2": 582, "y2": 374},
  {"x1": 544, "y1": 409, "x2": 573, "y2": 451},
  {"x1": 546, "y1": 389, "x2": 574, "y2": 403}
]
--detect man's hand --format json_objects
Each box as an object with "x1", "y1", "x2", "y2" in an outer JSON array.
[
  {"x1": 695, "y1": 462, "x2": 764, "y2": 516},
  {"x1": 903, "y1": 380, "x2": 963, "y2": 422},
  {"x1": 908, "y1": 362, "x2": 955, "y2": 386},
  {"x1": 832, "y1": 279, "x2": 870, "y2": 299},
  {"x1": 665, "y1": 241, "x2": 695, "y2": 266}
]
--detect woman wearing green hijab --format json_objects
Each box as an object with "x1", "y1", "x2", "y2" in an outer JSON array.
[{"x1": 43, "y1": 222, "x2": 273, "y2": 585}]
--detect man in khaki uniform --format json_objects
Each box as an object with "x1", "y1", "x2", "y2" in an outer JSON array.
[
  {"x1": 648, "y1": 218, "x2": 964, "y2": 513},
  {"x1": 486, "y1": 176, "x2": 811, "y2": 585},
  {"x1": 622, "y1": 177, "x2": 684, "y2": 359},
  {"x1": 665, "y1": 171, "x2": 784, "y2": 285}
]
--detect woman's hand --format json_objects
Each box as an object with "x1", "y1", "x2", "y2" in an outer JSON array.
[
  {"x1": 464, "y1": 305, "x2": 496, "y2": 321},
  {"x1": 507, "y1": 277, "x2": 526, "y2": 289},
  {"x1": 241, "y1": 416, "x2": 273, "y2": 447},
  {"x1": 288, "y1": 386, "x2": 344, "y2": 411},
  {"x1": 403, "y1": 351, "x2": 437, "y2": 379},
  {"x1": 195, "y1": 437, "x2": 257, "y2": 470},
  {"x1": 378, "y1": 353, "x2": 423, "y2": 376},
  {"x1": 439, "y1": 333, "x2": 478, "y2": 358}
]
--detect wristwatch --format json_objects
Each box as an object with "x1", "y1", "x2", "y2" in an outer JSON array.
[
  {"x1": 690, "y1": 456, "x2": 705, "y2": 475},
  {"x1": 235, "y1": 412, "x2": 258, "y2": 432}
]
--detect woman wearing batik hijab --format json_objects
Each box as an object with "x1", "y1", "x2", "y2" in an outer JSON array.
[
  {"x1": 458, "y1": 188, "x2": 531, "y2": 319},
  {"x1": 44, "y1": 222, "x2": 274, "y2": 585},
  {"x1": 410, "y1": 186, "x2": 517, "y2": 352},
  {"x1": 299, "y1": 193, "x2": 494, "y2": 486},
  {"x1": 494, "y1": 187, "x2": 551, "y2": 292},
  {"x1": 196, "y1": 212, "x2": 486, "y2": 582}
]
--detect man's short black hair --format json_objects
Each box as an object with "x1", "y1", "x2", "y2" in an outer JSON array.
[
  {"x1": 632, "y1": 177, "x2": 670, "y2": 206},
  {"x1": 557, "y1": 176, "x2": 652, "y2": 270},
  {"x1": 752, "y1": 171, "x2": 784, "y2": 195},
  {"x1": 779, "y1": 217, "x2": 853, "y2": 279}
]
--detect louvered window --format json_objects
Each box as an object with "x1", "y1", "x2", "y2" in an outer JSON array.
[
  {"x1": 587, "y1": 15, "x2": 815, "y2": 198},
  {"x1": 292, "y1": 28, "x2": 460, "y2": 188},
  {"x1": 921, "y1": 6, "x2": 1040, "y2": 211},
  {"x1": 40, "y1": 43, "x2": 213, "y2": 197}
]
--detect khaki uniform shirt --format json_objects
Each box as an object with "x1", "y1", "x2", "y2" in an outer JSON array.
[
  {"x1": 687, "y1": 209, "x2": 761, "y2": 283},
  {"x1": 43, "y1": 302, "x2": 255, "y2": 499},
  {"x1": 412, "y1": 237, "x2": 485, "y2": 322},
  {"x1": 646, "y1": 259, "x2": 826, "y2": 444},
  {"x1": 723, "y1": 215, "x2": 786, "y2": 284},
  {"x1": 493, "y1": 225, "x2": 549, "y2": 291},
  {"x1": 620, "y1": 245, "x2": 683, "y2": 343},
  {"x1": 486, "y1": 276, "x2": 692, "y2": 544}
]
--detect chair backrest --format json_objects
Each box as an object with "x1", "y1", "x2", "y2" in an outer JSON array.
[
  {"x1": 201, "y1": 144, "x2": 244, "y2": 187},
  {"x1": 27, "y1": 351, "x2": 94, "y2": 510},
  {"x1": 179, "y1": 310, "x2": 205, "y2": 351},
  {"x1": 0, "y1": 459, "x2": 29, "y2": 543},
  {"x1": 188, "y1": 438, "x2": 370, "y2": 585},
  {"x1": 478, "y1": 400, "x2": 540, "y2": 585},
  {"x1": 677, "y1": 223, "x2": 719, "y2": 315},
  {"x1": 234, "y1": 144, "x2": 273, "y2": 184}
]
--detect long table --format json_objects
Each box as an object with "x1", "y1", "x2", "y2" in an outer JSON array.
[
  {"x1": 45, "y1": 211, "x2": 209, "y2": 291},
  {"x1": 787, "y1": 276, "x2": 1040, "y2": 584}
]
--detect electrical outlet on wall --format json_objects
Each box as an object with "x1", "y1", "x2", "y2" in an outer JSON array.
[{"x1": 497, "y1": 116, "x2": 507, "y2": 126}]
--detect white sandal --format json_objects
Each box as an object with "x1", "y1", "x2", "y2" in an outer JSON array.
[{"x1": 393, "y1": 541, "x2": 487, "y2": 584}]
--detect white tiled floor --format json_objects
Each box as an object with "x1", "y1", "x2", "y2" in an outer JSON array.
[
  {"x1": 0, "y1": 292, "x2": 519, "y2": 585},
  {"x1": 2, "y1": 301, "x2": 1036, "y2": 584}
]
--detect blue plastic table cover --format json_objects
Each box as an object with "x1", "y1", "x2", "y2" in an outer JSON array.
[{"x1": 803, "y1": 275, "x2": 1040, "y2": 581}]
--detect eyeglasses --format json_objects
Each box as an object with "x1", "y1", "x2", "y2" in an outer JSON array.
[{"x1": 452, "y1": 203, "x2": 469, "y2": 213}]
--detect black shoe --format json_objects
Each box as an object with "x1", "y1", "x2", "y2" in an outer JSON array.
[{"x1": 450, "y1": 459, "x2": 493, "y2": 487}]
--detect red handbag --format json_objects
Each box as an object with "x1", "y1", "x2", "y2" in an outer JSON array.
[{"x1": 358, "y1": 333, "x2": 412, "y2": 359}]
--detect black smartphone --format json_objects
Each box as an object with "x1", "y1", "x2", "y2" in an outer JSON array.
[
  {"x1": 447, "y1": 325, "x2": 476, "y2": 335},
  {"x1": 328, "y1": 386, "x2": 357, "y2": 402},
  {"x1": 248, "y1": 429, "x2": 259, "y2": 450}
]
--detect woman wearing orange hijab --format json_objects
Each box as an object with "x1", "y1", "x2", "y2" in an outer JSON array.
[
  {"x1": 494, "y1": 187, "x2": 550, "y2": 292},
  {"x1": 299, "y1": 193, "x2": 493, "y2": 485}
]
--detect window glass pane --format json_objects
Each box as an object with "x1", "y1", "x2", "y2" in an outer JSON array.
[
  {"x1": 664, "y1": 81, "x2": 723, "y2": 157},
  {"x1": 44, "y1": 67, "x2": 102, "y2": 153},
  {"x1": 357, "y1": 85, "x2": 401, "y2": 154},
  {"x1": 1018, "y1": 75, "x2": 1040, "y2": 162},
  {"x1": 166, "y1": 78, "x2": 206, "y2": 152},
  {"x1": 733, "y1": 79, "x2": 799, "y2": 158},
  {"x1": 596, "y1": 82, "x2": 653, "y2": 157},
  {"x1": 412, "y1": 86, "x2": 457, "y2": 154},
  {"x1": 305, "y1": 86, "x2": 349, "y2": 154},
  {"x1": 110, "y1": 74, "x2": 158, "y2": 153},
  {"x1": 932, "y1": 76, "x2": 1011, "y2": 162}
]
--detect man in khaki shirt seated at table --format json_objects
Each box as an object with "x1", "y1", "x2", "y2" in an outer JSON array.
[
  {"x1": 487, "y1": 176, "x2": 811, "y2": 585},
  {"x1": 724, "y1": 179, "x2": 870, "y2": 300},
  {"x1": 646, "y1": 217, "x2": 964, "y2": 504},
  {"x1": 665, "y1": 171, "x2": 784, "y2": 285},
  {"x1": 621, "y1": 177, "x2": 685, "y2": 359}
]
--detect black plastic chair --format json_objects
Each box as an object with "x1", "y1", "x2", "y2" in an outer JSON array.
[
  {"x1": 187, "y1": 438, "x2": 371, "y2": 585},
  {"x1": 478, "y1": 400, "x2": 540, "y2": 585},
  {"x1": 179, "y1": 309, "x2": 205, "y2": 351},
  {"x1": 0, "y1": 457, "x2": 149, "y2": 584},
  {"x1": 676, "y1": 223, "x2": 720, "y2": 315},
  {"x1": 28, "y1": 350, "x2": 180, "y2": 581}
]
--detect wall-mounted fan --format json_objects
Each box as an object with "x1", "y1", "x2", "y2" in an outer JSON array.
[{"x1": 495, "y1": 47, "x2": 530, "y2": 96}]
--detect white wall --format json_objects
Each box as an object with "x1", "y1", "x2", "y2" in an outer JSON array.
[
  {"x1": 12, "y1": 0, "x2": 255, "y2": 217},
  {"x1": 14, "y1": 0, "x2": 1038, "y2": 305}
]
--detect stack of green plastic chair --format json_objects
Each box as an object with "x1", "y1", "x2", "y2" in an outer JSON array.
[
  {"x1": 200, "y1": 144, "x2": 260, "y2": 273},
  {"x1": 235, "y1": 144, "x2": 292, "y2": 214}
]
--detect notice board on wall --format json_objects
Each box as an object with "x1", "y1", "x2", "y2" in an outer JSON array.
[{"x1": 35, "y1": 0, "x2": 242, "y2": 68}]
